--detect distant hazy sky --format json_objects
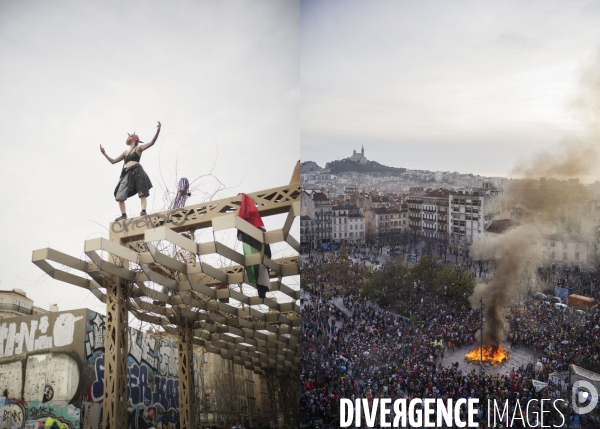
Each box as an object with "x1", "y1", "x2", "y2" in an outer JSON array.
[
  {"x1": 0, "y1": 1, "x2": 299, "y2": 313},
  {"x1": 300, "y1": 0, "x2": 600, "y2": 178}
]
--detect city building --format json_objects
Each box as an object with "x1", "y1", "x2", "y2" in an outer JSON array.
[
  {"x1": 330, "y1": 205, "x2": 366, "y2": 244},
  {"x1": 300, "y1": 171, "x2": 335, "y2": 184},
  {"x1": 532, "y1": 234, "x2": 594, "y2": 269},
  {"x1": 311, "y1": 191, "x2": 332, "y2": 246},
  {"x1": 0, "y1": 288, "x2": 49, "y2": 319},
  {"x1": 406, "y1": 190, "x2": 426, "y2": 236},
  {"x1": 300, "y1": 190, "x2": 315, "y2": 218},
  {"x1": 370, "y1": 195, "x2": 393, "y2": 209},
  {"x1": 421, "y1": 189, "x2": 451, "y2": 240},
  {"x1": 348, "y1": 213, "x2": 366, "y2": 243},
  {"x1": 331, "y1": 205, "x2": 349, "y2": 242},
  {"x1": 449, "y1": 189, "x2": 493, "y2": 255},
  {"x1": 365, "y1": 207, "x2": 405, "y2": 238},
  {"x1": 300, "y1": 215, "x2": 316, "y2": 250},
  {"x1": 197, "y1": 349, "x2": 265, "y2": 428},
  {"x1": 405, "y1": 189, "x2": 451, "y2": 242},
  {"x1": 485, "y1": 219, "x2": 521, "y2": 235},
  {"x1": 344, "y1": 186, "x2": 359, "y2": 200},
  {"x1": 347, "y1": 145, "x2": 368, "y2": 164}
]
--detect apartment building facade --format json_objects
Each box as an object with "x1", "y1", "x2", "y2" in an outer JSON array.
[
  {"x1": 197, "y1": 349, "x2": 265, "y2": 428},
  {"x1": 331, "y1": 205, "x2": 349, "y2": 242},
  {"x1": 407, "y1": 191, "x2": 426, "y2": 236},
  {"x1": 406, "y1": 189, "x2": 450, "y2": 240},
  {"x1": 449, "y1": 189, "x2": 491, "y2": 254},
  {"x1": 365, "y1": 207, "x2": 407, "y2": 238},
  {"x1": 300, "y1": 190, "x2": 332, "y2": 247},
  {"x1": 312, "y1": 192, "x2": 332, "y2": 246},
  {"x1": 300, "y1": 215, "x2": 316, "y2": 250},
  {"x1": 332, "y1": 206, "x2": 366, "y2": 244},
  {"x1": 421, "y1": 189, "x2": 451, "y2": 239},
  {"x1": 348, "y1": 213, "x2": 366, "y2": 242},
  {"x1": 533, "y1": 234, "x2": 593, "y2": 269},
  {"x1": 0, "y1": 289, "x2": 49, "y2": 319}
]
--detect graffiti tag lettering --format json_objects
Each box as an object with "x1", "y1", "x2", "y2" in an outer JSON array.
[
  {"x1": 0, "y1": 313, "x2": 82, "y2": 358},
  {"x1": 110, "y1": 207, "x2": 192, "y2": 234},
  {"x1": 91, "y1": 357, "x2": 180, "y2": 410}
]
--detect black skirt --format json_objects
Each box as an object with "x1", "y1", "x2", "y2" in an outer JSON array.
[{"x1": 114, "y1": 163, "x2": 153, "y2": 200}]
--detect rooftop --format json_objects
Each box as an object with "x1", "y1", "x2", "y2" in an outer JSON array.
[
  {"x1": 0, "y1": 289, "x2": 32, "y2": 300},
  {"x1": 312, "y1": 193, "x2": 330, "y2": 201},
  {"x1": 425, "y1": 189, "x2": 451, "y2": 199},
  {"x1": 371, "y1": 207, "x2": 401, "y2": 214},
  {"x1": 486, "y1": 219, "x2": 521, "y2": 234}
]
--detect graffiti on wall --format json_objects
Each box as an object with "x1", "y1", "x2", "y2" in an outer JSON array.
[
  {"x1": 110, "y1": 207, "x2": 193, "y2": 235},
  {"x1": 0, "y1": 353, "x2": 80, "y2": 403},
  {"x1": 89, "y1": 357, "x2": 180, "y2": 410},
  {"x1": 82, "y1": 312, "x2": 182, "y2": 429},
  {"x1": 0, "y1": 309, "x2": 189, "y2": 429},
  {"x1": 27, "y1": 402, "x2": 80, "y2": 428},
  {"x1": 0, "y1": 310, "x2": 87, "y2": 428},
  {"x1": 84, "y1": 312, "x2": 179, "y2": 379},
  {"x1": 0, "y1": 356, "x2": 81, "y2": 428},
  {"x1": 0, "y1": 313, "x2": 82, "y2": 359}
]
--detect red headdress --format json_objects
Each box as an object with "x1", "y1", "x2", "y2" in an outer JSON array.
[{"x1": 127, "y1": 132, "x2": 140, "y2": 142}]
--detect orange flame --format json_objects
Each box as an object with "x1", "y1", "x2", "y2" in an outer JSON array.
[{"x1": 465, "y1": 343, "x2": 510, "y2": 365}]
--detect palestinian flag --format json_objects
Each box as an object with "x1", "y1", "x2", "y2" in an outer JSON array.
[{"x1": 238, "y1": 194, "x2": 271, "y2": 298}]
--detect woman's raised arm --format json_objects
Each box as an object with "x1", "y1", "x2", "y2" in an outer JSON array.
[
  {"x1": 100, "y1": 145, "x2": 125, "y2": 164},
  {"x1": 138, "y1": 121, "x2": 161, "y2": 152}
]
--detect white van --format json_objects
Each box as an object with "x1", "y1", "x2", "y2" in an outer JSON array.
[{"x1": 555, "y1": 303, "x2": 568, "y2": 311}]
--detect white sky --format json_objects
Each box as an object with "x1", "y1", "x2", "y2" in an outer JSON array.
[
  {"x1": 300, "y1": 0, "x2": 600, "y2": 178},
  {"x1": 0, "y1": 1, "x2": 300, "y2": 314}
]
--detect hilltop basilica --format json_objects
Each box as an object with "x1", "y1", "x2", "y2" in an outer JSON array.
[{"x1": 348, "y1": 145, "x2": 368, "y2": 164}]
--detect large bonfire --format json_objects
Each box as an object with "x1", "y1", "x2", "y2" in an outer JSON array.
[{"x1": 465, "y1": 343, "x2": 510, "y2": 366}]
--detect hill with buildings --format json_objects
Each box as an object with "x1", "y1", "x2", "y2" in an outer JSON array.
[
  {"x1": 301, "y1": 146, "x2": 507, "y2": 195},
  {"x1": 303, "y1": 146, "x2": 406, "y2": 175},
  {"x1": 325, "y1": 158, "x2": 406, "y2": 175}
]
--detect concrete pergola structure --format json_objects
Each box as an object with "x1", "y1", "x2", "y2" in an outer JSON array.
[{"x1": 32, "y1": 163, "x2": 301, "y2": 429}]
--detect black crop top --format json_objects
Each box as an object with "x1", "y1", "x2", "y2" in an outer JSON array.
[{"x1": 124, "y1": 150, "x2": 141, "y2": 163}]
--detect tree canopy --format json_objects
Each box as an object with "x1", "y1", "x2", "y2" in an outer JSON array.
[{"x1": 362, "y1": 257, "x2": 475, "y2": 308}]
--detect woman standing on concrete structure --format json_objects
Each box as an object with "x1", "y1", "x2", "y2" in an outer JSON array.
[{"x1": 100, "y1": 121, "x2": 161, "y2": 221}]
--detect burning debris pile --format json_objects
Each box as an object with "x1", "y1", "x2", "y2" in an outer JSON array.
[{"x1": 465, "y1": 343, "x2": 510, "y2": 366}]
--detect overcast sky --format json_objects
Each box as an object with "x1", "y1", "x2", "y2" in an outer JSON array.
[
  {"x1": 300, "y1": 0, "x2": 600, "y2": 178},
  {"x1": 6, "y1": 0, "x2": 600, "y2": 313},
  {"x1": 0, "y1": 1, "x2": 299, "y2": 314}
]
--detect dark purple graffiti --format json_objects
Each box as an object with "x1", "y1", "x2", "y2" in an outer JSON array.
[{"x1": 91, "y1": 357, "x2": 179, "y2": 410}]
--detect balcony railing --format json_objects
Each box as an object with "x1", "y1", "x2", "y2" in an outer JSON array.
[{"x1": 0, "y1": 303, "x2": 33, "y2": 315}]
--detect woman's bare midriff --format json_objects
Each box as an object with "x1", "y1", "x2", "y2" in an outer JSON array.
[{"x1": 125, "y1": 161, "x2": 139, "y2": 169}]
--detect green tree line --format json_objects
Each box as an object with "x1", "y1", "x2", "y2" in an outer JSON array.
[{"x1": 361, "y1": 256, "x2": 476, "y2": 308}]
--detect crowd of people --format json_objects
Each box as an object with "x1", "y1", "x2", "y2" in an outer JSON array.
[
  {"x1": 300, "y1": 255, "x2": 600, "y2": 428},
  {"x1": 507, "y1": 299, "x2": 600, "y2": 376}
]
